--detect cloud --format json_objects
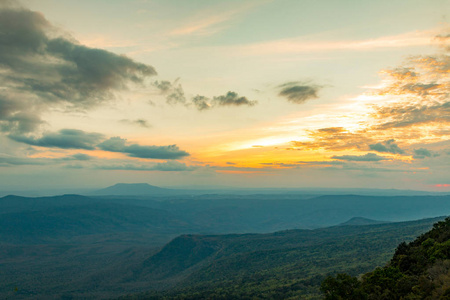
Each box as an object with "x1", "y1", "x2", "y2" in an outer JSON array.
[
  {"x1": 0, "y1": 151, "x2": 194, "y2": 171},
  {"x1": 192, "y1": 95, "x2": 211, "y2": 111},
  {"x1": 95, "y1": 160, "x2": 195, "y2": 171},
  {"x1": 9, "y1": 129, "x2": 104, "y2": 150},
  {"x1": 120, "y1": 119, "x2": 151, "y2": 128},
  {"x1": 63, "y1": 163, "x2": 84, "y2": 169},
  {"x1": 62, "y1": 153, "x2": 93, "y2": 161},
  {"x1": 0, "y1": 153, "x2": 48, "y2": 166},
  {"x1": 435, "y1": 33, "x2": 450, "y2": 51},
  {"x1": 44, "y1": 38, "x2": 155, "y2": 105},
  {"x1": 291, "y1": 127, "x2": 373, "y2": 151},
  {"x1": 0, "y1": 6, "x2": 156, "y2": 106},
  {"x1": 191, "y1": 91, "x2": 256, "y2": 110},
  {"x1": 168, "y1": 1, "x2": 264, "y2": 37},
  {"x1": 278, "y1": 82, "x2": 323, "y2": 104},
  {"x1": 293, "y1": 159, "x2": 411, "y2": 173},
  {"x1": 371, "y1": 41, "x2": 450, "y2": 130},
  {"x1": 373, "y1": 101, "x2": 450, "y2": 130},
  {"x1": 290, "y1": 33, "x2": 450, "y2": 157},
  {"x1": 413, "y1": 148, "x2": 439, "y2": 159},
  {"x1": 296, "y1": 160, "x2": 347, "y2": 166},
  {"x1": 97, "y1": 137, "x2": 189, "y2": 159},
  {"x1": 9, "y1": 130, "x2": 190, "y2": 160},
  {"x1": 170, "y1": 14, "x2": 229, "y2": 36},
  {"x1": 153, "y1": 81, "x2": 256, "y2": 110},
  {"x1": 369, "y1": 139, "x2": 405, "y2": 154},
  {"x1": 166, "y1": 86, "x2": 187, "y2": 105},
  {"x1": 153, "y1": 80, "x2": 172, "y2": 93},
  {"x1": 234, "y1": 29, "x2": 438, "y2": 56},
  {"x1": 0, "y1": 93, "x2": 44, "y2": 133},
  {"x1": 212, "y1": 91, "x2": 257, "y2": 107},
  {"x1": 153, "y1": 79, "x2": 187, "y2": 105},
  {"x1": 0, "y1": 3, "x2": 156, "y2": 133},
  {"x1": 314, "y1": 127, "x2": 344, "y2": 134},
  {"x1": 331, "y1": 153, "x2": 389, "y2": 162}
]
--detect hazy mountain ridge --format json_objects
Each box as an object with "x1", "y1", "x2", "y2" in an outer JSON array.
[
  {"x1": 3, "y1": 193, "x2": 450, "y2": 244},
  {"x1": 2, "y1": 191, "x2": 450, "y2": 298},
  {"x1": 0, "y1": 194, "x2": 192, "y2": 244},
  {"x1": 2, "y1": 183, "x2": 448, "y2": 198}
]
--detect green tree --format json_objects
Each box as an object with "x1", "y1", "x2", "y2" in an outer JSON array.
[{"x1": 320, "y1": 273, "x2": 366, "y2": 300}]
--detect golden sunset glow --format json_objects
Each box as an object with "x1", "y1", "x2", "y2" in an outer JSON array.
[{"x1": 0, "y1": 0, "x2": 448, "y2": 191}]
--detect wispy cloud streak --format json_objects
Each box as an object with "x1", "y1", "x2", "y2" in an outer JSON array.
[{"x1": 232, "y1": 29, "x2": 437, "y2": 55}]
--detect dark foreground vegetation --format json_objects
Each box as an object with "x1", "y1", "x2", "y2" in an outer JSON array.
[{"x1": 321, "y1": 217, "x2": 450, "y2": 299}]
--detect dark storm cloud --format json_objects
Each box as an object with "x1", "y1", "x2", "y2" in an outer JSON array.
[
  {"x1": 278, "y1": 82, "x2": 323, "y2": 104},
  {"x1": 9, "y1": 129, "x2": 105, "y2": 150},
  {"x1": 331, "y1": 153, "x2": 388, "y2": 162},
  {"x1": 369, "y1": 139, "x2": 405, "y2": 154},
  {"x1": 95, "y1": 160, "x2": 195, "y2": 171},
  {"x1": 0, "y1": 2, "x2": 156, "y2": 133},
  {"x1": 97, "y1": 137, "x2": 189, "y2": 159}
]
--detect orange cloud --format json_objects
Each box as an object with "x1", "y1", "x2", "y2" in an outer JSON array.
[
  {"x1": 291, "y1": 127, "x2": 374, "y2": 151},
  {"x1": 435, "y1": 184, "x2": 450, "y2": 188},
  {"x1": 285, "y1": 32, "x2": 449, "y2": 165}
]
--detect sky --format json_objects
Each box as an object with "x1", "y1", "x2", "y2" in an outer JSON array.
[{"x1": 0, "y1": 0, "x2": 449, "y2": 191}]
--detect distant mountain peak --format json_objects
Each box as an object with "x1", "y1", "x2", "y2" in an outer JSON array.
[
  {"x1": 339, "y1": 217, "x2": 388, "y2": 226},
  {"x1": 110, "y1": 183, "x2": 159, "y2": 188},
  {"x1": 92, "y1": 183, "x2": 169, "y2": 196}
]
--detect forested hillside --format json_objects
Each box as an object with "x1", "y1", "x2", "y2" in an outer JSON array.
[
  {"x1": 118, "y1": 218, "x2": 443, "y2": 300},
  {"x1": 321, "y1": 217, "x2": 450, "y2": 299}
]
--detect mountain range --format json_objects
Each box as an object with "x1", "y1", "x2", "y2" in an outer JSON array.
[{"x1": 1, "y1": 185, "x2": 450, "y2": 299}]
